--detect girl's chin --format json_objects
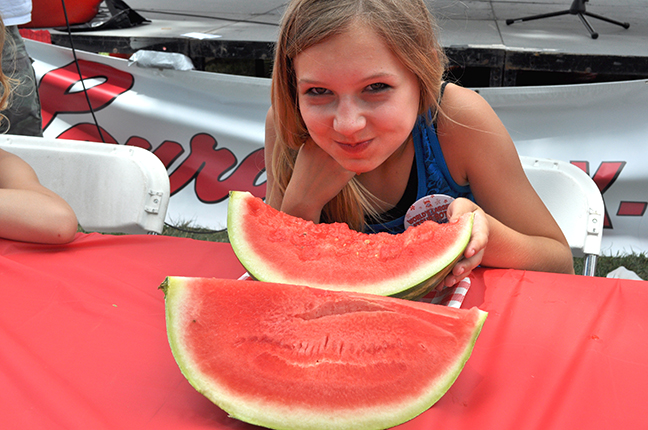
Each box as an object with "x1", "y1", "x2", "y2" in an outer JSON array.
[
  {"x1": 337, "y1": 162, "x2": 376, "y2": 176},
  {"x1": 329, "y1": 149, "x2": 390, "y2": 175}
]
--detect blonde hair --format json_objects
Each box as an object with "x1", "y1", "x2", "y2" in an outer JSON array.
[
  {"x1": 270, "y1": 0, "x2": 448, "y2": 230},
  {"x1": 1, "y1": 20, "x2": 9, "y2": 111},
  {"x1": 1, "y1": 19, "x2": 17, "y2": 131}
]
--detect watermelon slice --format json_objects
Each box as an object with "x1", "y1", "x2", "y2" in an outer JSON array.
[
  {"x1": 161, "y1": 276, "x2": 487, "y2": 430},
  {"x1": 227, "y1": 191, "x2": 473, "y2": 299}
]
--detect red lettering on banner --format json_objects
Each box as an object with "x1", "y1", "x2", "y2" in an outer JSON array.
[
  {"x1": 123, "y1": 135, "x2": 265, "y2": 201},
  {"x1": 125, "y1": 136, "x2": 152, "y2": 151},
  {"x1": 148, "y1": 133, "x2": 266, "y2": 202},
  {"x1": 57, "y1": 123, "x2": 118, "y2": 143},
  {"x1": 571, "y1": 161, "x2": 589, "y2": 175},
  {"x1": 617, "y1": 202, "x2": 647, "y2": 217},
  {"x1": 572, "y1": 161, "x2": 627, "y2": 228},
  {"x1": 39, "y1": 60, "x2": 267, "y2": 205},
  {"x1": 125, "y1": 137, "x2": 185, "y2": 169},
  {"x1": 153, "y1": 141, "x2": 185, "y2": 169},
  {"x1": 39, "y1": 60, "x2": 134, "y2": 129},
  {"x1": 590, "y1": 162, "x2": 626, "y2": 194}
]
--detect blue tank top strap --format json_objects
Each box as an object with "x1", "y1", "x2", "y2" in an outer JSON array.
[
  {"x1": 365, "y1": 101, "x2": 474, "y2": 234},
  {"x1": 414, "y1": 112, "x2": 474, "y2": 201}
]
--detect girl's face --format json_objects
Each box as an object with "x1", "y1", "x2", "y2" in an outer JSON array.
[{"x1": 294, "y1": 22, "x2": 421, "y2": 174}]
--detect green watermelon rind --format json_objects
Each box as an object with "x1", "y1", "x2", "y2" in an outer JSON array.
[
  {"x1": 161, "y1": 277, "x2": 269, "y2": 425},
  {"x1": 161, "y1": 277, "x2": 488, "y2": 430},
  {"x1": 227, "y1": 191, "x2": 473, "y2": 299}
]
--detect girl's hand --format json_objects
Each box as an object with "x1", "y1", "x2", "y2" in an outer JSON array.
[
  {"x1": 281, "y1": 139, "x2": 356, "y2": 222},
  {"x1": 440, "y1": 198, "x2": 489, "y2": 289}
]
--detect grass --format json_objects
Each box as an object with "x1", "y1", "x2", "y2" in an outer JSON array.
[
  {"x1": 160, "y1": 223, "x2": 646, "y2": 280},
  {"x1": 574, "y1": 254, "x2": 648, "y2": 279},
  {"x1": 162, "y1": 223, "x2": 230, "y2": 243}
]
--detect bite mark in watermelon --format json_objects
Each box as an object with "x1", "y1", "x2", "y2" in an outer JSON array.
[
  {"x1": 227, "y1": 191, "x2": 473, "y2": 299},
  {"x1": 161, "y1": 276, "x2": 487, "y2": 430}
]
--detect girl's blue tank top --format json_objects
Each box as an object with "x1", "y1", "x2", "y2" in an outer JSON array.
[{"x1": 365, "y1": 113, "x2": 474, "y2": 234}]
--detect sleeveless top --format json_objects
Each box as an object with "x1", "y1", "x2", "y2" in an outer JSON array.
[{"x1": 365, "y1": 100, "x2": 474, "y2": 234}]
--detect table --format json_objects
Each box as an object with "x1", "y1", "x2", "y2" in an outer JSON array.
[{"x1": 1, "y1": 233, "x2": 646, "y2": 429}]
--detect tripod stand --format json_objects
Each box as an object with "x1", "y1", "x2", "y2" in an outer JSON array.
[{"x1": 506, "y1": 0, "x2": 630, "y2": 39}]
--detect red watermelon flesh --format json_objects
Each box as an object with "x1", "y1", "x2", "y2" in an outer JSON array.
[
  {"x1": 227, "y1": 191, "x2": 473, "y2": 299},
  {"x1": 161, "y1": 276, "x2": 487, "y2": 430}
]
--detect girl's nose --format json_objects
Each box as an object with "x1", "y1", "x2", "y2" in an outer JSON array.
[{"x1": 333, "y1": 97, "x2": 366, "y2": 136}]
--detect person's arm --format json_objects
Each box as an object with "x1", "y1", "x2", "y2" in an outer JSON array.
[
  {"x1": 264, "y1": 107, "x2": 355, "y2": 223},
  {"x1": 437, "y1": 84, "x2": 573, "y2": 285},
  {"x1": 0, "y1": 149, "x2": 78, "y2": 244}
]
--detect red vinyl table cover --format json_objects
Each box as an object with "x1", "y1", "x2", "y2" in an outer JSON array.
[{"x1": 1, "y1": 232, "x2": 646, "y2": 429}]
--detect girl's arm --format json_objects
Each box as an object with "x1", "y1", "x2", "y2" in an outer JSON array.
[
  {"x1": 264, "y1": 107, "x2": 355, "y2": 223},
  {"x1": 437, "y1": 84, "x2": 574, "y2": 284},
  {"x1": 0, "y1": 149, "x2": 78, "y2": 244}
]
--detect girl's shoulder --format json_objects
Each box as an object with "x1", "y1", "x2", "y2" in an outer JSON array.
[
  {"x1": 438, "y1": 83, "x2": 495, "y2": 124},
  {"x1": 436, "y1": 82, "x2": 510, "y2": 147},
  {"x1": 435, "y1": 82, "x2": 519, "y2": 187}
]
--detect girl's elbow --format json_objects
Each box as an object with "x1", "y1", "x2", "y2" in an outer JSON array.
[
  {"x1": 48, "y1": 208, "x2": 79, "y2": 244},
  {"x1": 556, "y1": 243, "x2": 575, "y2": 275},
  {"x1": 57, "y1": 222, "x2": 79, "y2": 244}
]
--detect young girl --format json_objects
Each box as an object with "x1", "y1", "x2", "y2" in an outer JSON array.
[
  {"x1": 1, "y1": 18, "x2": 78, "y2": 244},
  {"x1": 265, "y1": 0, "x2": 574, "y2": 287}
]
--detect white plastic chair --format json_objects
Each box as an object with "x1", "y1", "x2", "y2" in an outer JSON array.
[
  {"x1": 520, "y1": 156, "x2": 604, "y2": 276},
  {"x1": 0, "y1": 134, "x2": 170, "y2": 234}
]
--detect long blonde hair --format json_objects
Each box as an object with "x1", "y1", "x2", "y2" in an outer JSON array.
[
  {"x1": 1, "y1": 20, "x2": 9, "y2": 112},
  {"x1": 270, "y1": 0, "x2": 448, "y2": 230},
  {"x1": 0, "y1": 19, "x2": 17, "y2": 130}
]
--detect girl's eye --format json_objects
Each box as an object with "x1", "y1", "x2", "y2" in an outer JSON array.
[
  {"x1": 306, "y1": 87, "x2": 330, "y2": 96},
  {"x1": 366, "y1": 83, "x2": 390, "y2": 92}
]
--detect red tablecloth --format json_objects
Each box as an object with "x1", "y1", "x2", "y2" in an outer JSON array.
[{"x1": 1, "y1": 233, "x2": 646, "y2": 429}]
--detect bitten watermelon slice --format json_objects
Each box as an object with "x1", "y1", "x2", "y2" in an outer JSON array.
[
  {"x1": 227, "y1": 191, "x2": 473, "y2": 299},
  {"x1": 161, "y1": 277, "x2": 487, "y2": 430}
]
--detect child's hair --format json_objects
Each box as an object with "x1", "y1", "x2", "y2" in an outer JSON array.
[
  {"x1": 269, "y1": 0, "x2": 448, "y2": 230},
  {"x1": 1, "y1": 19, "x2": 9, "y2": 112},
  {"x1": 1, "y1": 19, "x2": 16, "y2": 131}
]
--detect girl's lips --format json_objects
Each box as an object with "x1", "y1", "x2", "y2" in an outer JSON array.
[{"x1": 336, "y1": 139, "x2": 372, "y2": 154}]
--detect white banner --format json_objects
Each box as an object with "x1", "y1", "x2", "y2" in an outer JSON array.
[
  {"x1": 25, "y1": 39, "x2": 648, "y2": 255},
  {"x1": 27, "y1": 38, "x2": 269, "y2": 231},
  {"x1": 478, "y1": 82, "x2": 648, "y2": 255}
]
